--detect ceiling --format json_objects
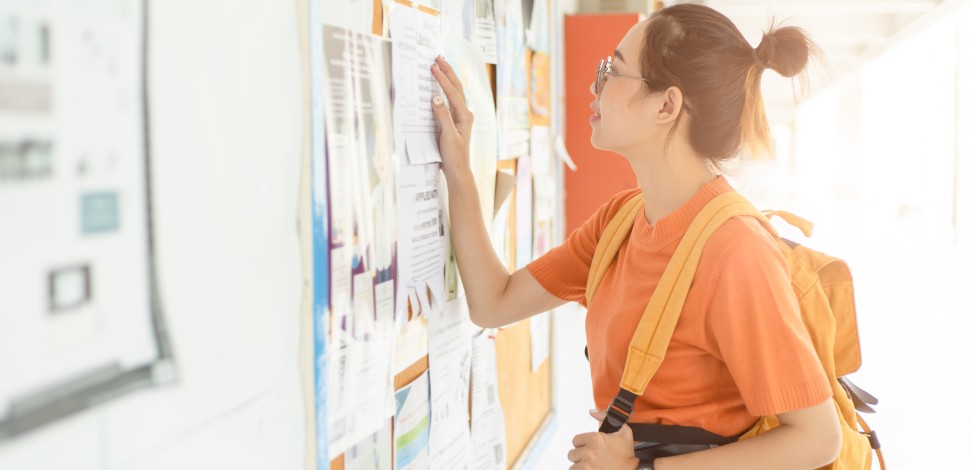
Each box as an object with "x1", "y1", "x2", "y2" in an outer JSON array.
[
  {"x1": 577, "y1": 0, "x2": 947, "y2": 123},
  {"x1": 706, "y1": 0, "x2": 943, "y2": 123}
]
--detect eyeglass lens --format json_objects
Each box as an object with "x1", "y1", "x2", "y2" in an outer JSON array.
[{"x1": 596, "y1": 58, "x2": 606, "y2": 94}]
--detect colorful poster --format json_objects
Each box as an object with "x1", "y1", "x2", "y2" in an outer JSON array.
[
  {"x1": 322, "y1": 23, "x2": 398, "y2": 457},
  {"x1": 494, "y1": 0, "x2": 529, "y2": 159},
  {"x1": 394, "y1": 371, "x2": 432, "y2": 470}
]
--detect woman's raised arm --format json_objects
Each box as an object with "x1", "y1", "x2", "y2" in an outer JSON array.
[{"x1": 430, "y1": 55, "x2": 565, "y2": 327}]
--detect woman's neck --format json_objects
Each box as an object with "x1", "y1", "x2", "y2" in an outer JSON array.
[{"x1": 626, "y1": 146, "x2": 718, "y2": 226}]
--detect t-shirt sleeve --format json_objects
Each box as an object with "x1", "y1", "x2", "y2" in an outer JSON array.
[
  {"x1": 526, "y1": 190, "x2": 640, "y2": 307},
  {"x1": 705, "y1": 230, "x2": 832, "y2": 417}
]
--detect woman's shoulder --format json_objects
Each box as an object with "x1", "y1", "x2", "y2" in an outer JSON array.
[
  {"x1": 700, "y1": 214, "x2": 785, "y2": 275},
  {"x1": 583, "y1": 187, "x2": 644, "y2": 233},
  {"x1": 604, "y1": 187, "x2": 643, "y2": 214}
]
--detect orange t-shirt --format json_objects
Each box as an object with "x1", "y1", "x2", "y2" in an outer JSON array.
[{"x1": 526, "y1": 176, "x2": 831, "y2": 437}]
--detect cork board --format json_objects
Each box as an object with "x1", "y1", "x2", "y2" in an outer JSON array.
[{"x1": 495, "y1": 320, "x2": 552, "y2": 468}]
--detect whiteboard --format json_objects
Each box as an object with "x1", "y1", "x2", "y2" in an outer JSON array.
[{"x1": 0, "y1": 0, "x2": 172, "y2": 440}]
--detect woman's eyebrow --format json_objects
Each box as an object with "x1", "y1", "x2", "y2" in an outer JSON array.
[{"x1": 614, "y1": 49, "x2": 625, "y2": 63}]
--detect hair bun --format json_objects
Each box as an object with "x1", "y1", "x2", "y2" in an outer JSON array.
[{"x1": 755, "y1": 26, "x2": 813, "y2": 78}]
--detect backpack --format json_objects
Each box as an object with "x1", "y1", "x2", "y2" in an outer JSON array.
[{"x1": 586, "y1": 190, "x2": 885, "y2": 469}]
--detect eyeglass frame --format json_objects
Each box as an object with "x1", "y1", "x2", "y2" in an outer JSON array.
[
  {"x1": 594, "y1": 56, "x2": 695, "y2": 116},
  {"x1": 595, "y1": 56, "x2": 648, "y2": 94}
]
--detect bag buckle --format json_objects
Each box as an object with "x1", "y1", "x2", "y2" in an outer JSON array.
[{"x1": 599, "y1": 389, "x2": 638, "y2": 434}]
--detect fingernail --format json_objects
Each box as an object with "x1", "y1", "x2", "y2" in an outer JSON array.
[
  {"x1": 432, "y1": 63, "x2": 440, "y2": 70},
  {"x1": 589, "y1": 409, "x2": 598, "y2": 414},
  {"x1": 432, "y1": 96, "x2": 443, "y2": 107}
]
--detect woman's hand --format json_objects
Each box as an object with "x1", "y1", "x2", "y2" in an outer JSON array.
[
  {"x1": 429, "y1": 55, "x2": 474, "y2": 180},
  {"x1": 566, "y1": 409, "x2": 640, "y2": 470}
]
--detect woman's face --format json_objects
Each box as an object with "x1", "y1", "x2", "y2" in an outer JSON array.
[{"x1": 589, "y1": 20, "x2": 668, "y2": 155}]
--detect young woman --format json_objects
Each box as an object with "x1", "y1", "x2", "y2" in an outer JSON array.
[{"x1": 430, "y1": 4, "x2": 841, "y2": 469}]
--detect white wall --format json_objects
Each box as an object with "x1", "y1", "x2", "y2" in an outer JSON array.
[
  {"x1": 0, "y1": 0, "x2": 312, "y2": 468},
  {"x1": 786, "y1": 3, "x2": 973, "y2": 467}
]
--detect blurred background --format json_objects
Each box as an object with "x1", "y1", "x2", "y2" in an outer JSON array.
[{"x1": 1, "y1": 0, "x2": 970, "y2": 469}]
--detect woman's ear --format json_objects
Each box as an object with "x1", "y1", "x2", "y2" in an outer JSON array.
[{"x1": 655, "y1": 86, "x2": 684, "y2": 124}]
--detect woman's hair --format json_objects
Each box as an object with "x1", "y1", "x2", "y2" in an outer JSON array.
[{"x1": 640, "y1": 4, "x2": 819, "y2": 162}]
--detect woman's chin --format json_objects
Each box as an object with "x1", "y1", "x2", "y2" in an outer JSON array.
[{"x1": 590, "y1": 134, "x2": 604, "y2": 150}]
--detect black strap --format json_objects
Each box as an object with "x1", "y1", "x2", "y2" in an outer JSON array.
[
  {"x1": 634, "y1": 442, "x2": 717, "y2": 460},
  {"x1": 599, "y1": 389, "x2": 638, "y2": 433},
  {"x1": 629, "y1": 422, "x2": 740, "y2": 446},
  {"x1": 599, "y1": 389, "x2": 744, "y2": 446}
]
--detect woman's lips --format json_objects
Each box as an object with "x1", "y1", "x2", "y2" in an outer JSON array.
[{"x1": 590, "y1": 113, "x2": 601, "y2": 123}]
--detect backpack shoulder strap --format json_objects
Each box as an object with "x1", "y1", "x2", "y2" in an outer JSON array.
[
  {"x1": 597, "y1": 191, "x2": 773, "y2": 433},
  {"x1": 585, "y1": 193, "x2": 646, "y2": 305}
]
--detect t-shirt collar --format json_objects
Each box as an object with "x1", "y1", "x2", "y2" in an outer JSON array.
[{"x1": 631, "y1": 175, "x2": 734, "y2": 248}]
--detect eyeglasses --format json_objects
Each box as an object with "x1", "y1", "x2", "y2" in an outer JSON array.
[
  {"x1": 595, "y1": 56, "x2": 649, "y2": 94},
  {"x1": 595, "y1": 56, "x2": 695, "y2": 116}
]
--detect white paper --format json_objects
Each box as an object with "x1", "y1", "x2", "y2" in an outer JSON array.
[
  {"x1": 494, "y1": 0, "x2": 530, "y2": 160},
  {"x1": 441, "y1": 0, "x2": 474, "y2": 41},
  {"x1": 471, "y1": 331, "x2": 507, "y2": 470},
  {"x1": 526, "y1": 0, "x2": 550, "y2": 53},
  {"x1": 390, "y1": 4, "x2": 444, "y2": 164},
  {"x1": 327, "y1": 346, "x2": 351, "y2": 453},
  {"x1": 428, "y1": 300, "x2": 475, "y2": 469},
  {"x1": 473, "y1": 0, "x2": 498, "y2": 63},
  {"x1": 323, "y1": 0, "x2": 375, "y2": 36},
  {"x1": 354, "y1": 271, "x2": 377, "y2": 338},
  {"x1": 395, "y1": 161, "x2": 447, "y2": 322},
  {"x1": 329, "y1": 328, "x2": 396, "y2": 456},
  {"x1": 443, "y1": 35, "x2": 498, "y2": 237},
  {"x1": 376, "y1": 279, "x2": 396, "y2": 334},
  {"x1": 529, "y1": 311, "x2": 550, "y2": 371},
  {"x1": 530, "y1": 126, "x2": 555, "y2": 258},
  {"x1": 346, "y1": 419, "x2": 393, "y2": 470},
  {"x1": 395, "y1": 371, "x2": 432, "y2": 470},
  {"x1": 515, "y1": 156, "x2": 533, "y2": 269},
  {"x1": 394, "y1": 315, "x2": 429, "y2": 374}
]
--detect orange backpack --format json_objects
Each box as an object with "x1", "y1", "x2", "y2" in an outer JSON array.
[{"x1": 588, "y1": 191, "x2": 885, "y2": 469}]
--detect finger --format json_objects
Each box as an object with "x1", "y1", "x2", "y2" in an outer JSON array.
[
  {"x1": 430, "y1": 63, "x2": 465, "y2": 108},
  {"x1": 566, "y1": 447, "x2": 580, "y2": 463},
  {"x1": 619, "y1": 423, "x2": 634, "y2": 440},
  {"x1": 572, "y1": 432, "x2": 594, "y2": 448},
  {"x1": 435, "y1": 55, "x2": 466, "y2": 101},
  {"x1": 589, "y1": 409, "x2": 606, "y2": 423},
  {"x1": 430, "y1": 95, "x2": 456, "y2": 135},
  {"x1": 431, "y1": 64, "x2": 470, "y2": 125}
]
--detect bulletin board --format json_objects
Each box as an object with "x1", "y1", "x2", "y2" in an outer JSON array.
[{"x1": 307, "y1": 0, "x2": 556, "y2": 468}]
